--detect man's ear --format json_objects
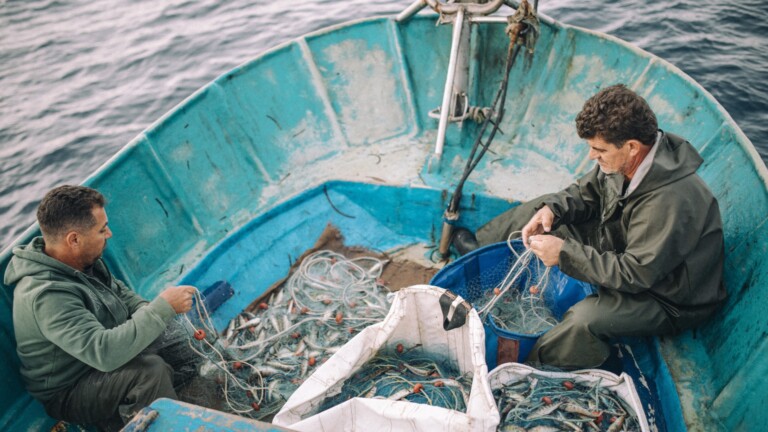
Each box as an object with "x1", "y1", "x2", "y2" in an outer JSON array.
[
  {"x1": 625, "y1": 139, "x2": 644, "y2": 157},
  {"x1": 64, "y1": 230, "x2": 80, "y2": 249}
]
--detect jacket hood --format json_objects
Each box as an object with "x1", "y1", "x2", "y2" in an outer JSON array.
[
  {"x1": 4, "y1": 237, "x2": 80, "y2": 286},
  {"x1": 631, "y1": 131, "x2": 703, "y2": 197}
]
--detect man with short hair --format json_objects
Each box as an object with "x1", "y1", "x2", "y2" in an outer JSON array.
[
  {"x1": 454, "y1": 84, "x2": 727, "y2": 369},
  {"x1": 5, "y1": 185, "x2": 200, "y2": 430}
]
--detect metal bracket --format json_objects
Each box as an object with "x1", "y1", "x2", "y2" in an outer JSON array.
[{"x1": 405, "y1": 1, "x2": 513, "y2": 172}]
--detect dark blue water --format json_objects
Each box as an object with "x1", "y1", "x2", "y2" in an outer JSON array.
[{"x1": 1, "y1": 0, "x2": 766, "y2": 249}]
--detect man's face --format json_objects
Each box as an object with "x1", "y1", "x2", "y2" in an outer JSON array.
[
  {"x1": 586, "y1": 136, "x2": 633, "y2": 175},
  {"x1": 76, "y1": 206, "x2": 112, "y2": 267}
]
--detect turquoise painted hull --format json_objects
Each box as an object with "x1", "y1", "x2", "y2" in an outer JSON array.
[{"x1": 2, "y1": 10, "x2": 765, "y2": 431}]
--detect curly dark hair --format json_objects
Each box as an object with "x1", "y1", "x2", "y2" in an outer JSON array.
[
  {"x1": 37, "y1": 185, "x2": 106, "y2": 240},
  {"x1": 575, "y1": 84, "x2": 658, "y2": 147}
]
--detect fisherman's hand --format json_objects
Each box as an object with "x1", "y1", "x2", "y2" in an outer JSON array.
[
  {"x1": 159, "y1": 285, "x2": 197, "y2": 314},
  {"x1": 522, "y1": 206, "x2": 555, "y2": 247},
  {"x1": 528, "y1": 235, "x2": 563, "y2": 266}
]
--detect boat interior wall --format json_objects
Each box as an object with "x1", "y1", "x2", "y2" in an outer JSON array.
[
  {"x1": 397, "y1": 17, "x2": 465, "y2": 137},
  {"x1": 304, "y1": 20, "x2": 417, "y2": 145},
  {"x1": 666, "y1": 123, "x2": 768, "y2": 429},
  {"x1": 1, "y1": 13, "x2": 767, "y2": 431}
]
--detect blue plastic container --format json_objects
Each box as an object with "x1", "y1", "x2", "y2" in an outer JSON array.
[{"x1": 430, "y1": 240, "x2": 594, "y2": 369}]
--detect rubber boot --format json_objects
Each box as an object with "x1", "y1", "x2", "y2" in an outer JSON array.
[{"x1": 452, "y1": 228, "x2": 479, "y2": 256}]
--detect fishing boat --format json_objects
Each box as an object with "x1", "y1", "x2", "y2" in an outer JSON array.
[{"x1": 1, "y1": 0, "x2": 765, "y2": 430}]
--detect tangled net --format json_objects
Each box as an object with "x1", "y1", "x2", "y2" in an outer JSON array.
[
  {"x1": 317, "y1": 345, "x2": 473, "y2": 414},
  {"x1": 471, "y1": 236, "x2": 558, "y2": 335},
  {"x1": 181, "y1": 250, "x2": 392, "y2": 420}
]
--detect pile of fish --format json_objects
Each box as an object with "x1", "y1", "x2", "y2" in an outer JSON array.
[
  {"x1": 494, "y1": 374, "x2": 640, "y2": 431},
  {"x1": 317, "y1": 345, "x2": 473, "y2": 414},
  {"x1": 189, "y1": 250, "x2": 393, "y2": 420}
]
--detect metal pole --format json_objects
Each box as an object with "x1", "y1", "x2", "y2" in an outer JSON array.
[
  {"x1": 396, "y1": 0, "x2": 427, "y2": 23},
  {"x1": 469, "y1": 16, "x2": 508, "y2": 24},
  {"x1": 425, "y1": 0, "x2": 504, "y2": 16},
  {"x1": 434, "y1": 7, "x2": 465, "y2": 160}
]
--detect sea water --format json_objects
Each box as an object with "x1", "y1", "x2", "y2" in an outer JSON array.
[{"x1": 1, "y1": 0, "x2": 766, "y2": 248}]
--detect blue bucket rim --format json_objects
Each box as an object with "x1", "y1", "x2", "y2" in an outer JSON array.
[
  {"x1": 434, "y1": 239, "x2": 555, "y2": 339},
  {"x1": 432, "y1": 239, "x2": 527, "y2": 286}
]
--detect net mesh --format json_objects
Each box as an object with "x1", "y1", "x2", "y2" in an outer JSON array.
[
  {"x1": 179, "y1": 250, "x2": 392, "y2": 420},
  {"x1": 316, "y1": 345, "x2": 473, "y2": 415},
  {"x1": 464, "y1": 240, "x2": 558, "y2": 335},
  {"x1": 495, "y1": 373, "x2": 641, "y2": 431}
]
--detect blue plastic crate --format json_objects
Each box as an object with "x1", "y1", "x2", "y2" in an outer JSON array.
[{"x1": 430, "y1": 240, "x2": 594, "y2": 369}]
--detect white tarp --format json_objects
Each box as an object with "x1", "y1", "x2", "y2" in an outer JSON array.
[
  {"x1": 488, "y1": 362, "x2": 651, "y2": 432},
  {"x1": 272, "y1": 285, "x2": 500, "y2": 432}
]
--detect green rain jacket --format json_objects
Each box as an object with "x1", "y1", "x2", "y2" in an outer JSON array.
[
  {"x1": 543, "y1": 132, "x2": 726, "y2": 322},
  {"x1": 5, "y1": 237, "x2": 176, "y2": 402}
]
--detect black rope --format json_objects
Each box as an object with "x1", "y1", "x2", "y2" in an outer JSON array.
[
  {"x1": 323, "y1": 185, "x2": 356, "y2": 218},
  {"x1": 502, "y1": 0, "x2": 539, "y2": 14},
  {"x1": 447, "y1": 31, "x2": 523, "y2": 214}
]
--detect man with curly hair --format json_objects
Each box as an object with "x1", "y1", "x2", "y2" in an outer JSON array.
[{"x1": 453, "y1": 84, "x2": 726, "y2": 369}]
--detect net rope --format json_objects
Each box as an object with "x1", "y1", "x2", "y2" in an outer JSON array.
[
  {"x1": 316, "y1": 345, "x2": 473, "y2": 414},
  {"x1": 179, "y1": 250, "x2": 392, "y2": 420},
  {"x1": 470, "y1": 233, "x2": 558, "y2": 334},
  {"x1": 495, "y1": 372, "x2": 640, "y2": 431}
]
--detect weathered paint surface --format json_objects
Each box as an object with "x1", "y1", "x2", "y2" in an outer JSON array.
[
  {"x1": 132, "y1": 398, "x2": 293, "y2": 431},
  {"x1": 0, "y1": 11, "x2": 766, "y2": 432}
]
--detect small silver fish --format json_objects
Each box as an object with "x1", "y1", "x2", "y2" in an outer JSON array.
[
  {"x1": 303, "y1": 337, "x2": 324, "y2": 352},
  {"x1": 606, "y1": 415, "x2": 625, "y2": 432},
  {"x1": 292, "y1": 355, "x2": 305, "y2": 378},
  {"x1": 528, "y1": 401, "x2": 563, "y2": 420},
  {"x1": 402, "y1": 362, "x2": 432, "y2": 377},
  {"x1": 563, "y1": 403, "x2": 600, "y2": 417},
  {"x1": 265, "y1": 361, "x2": 294, "y2": 372},
  {"x1": 500, "y1": 426, "x2": 526, "y2": 432},
  {"x1": 294, "y1": 339, "x2": 306, "y2": 356},
  {"x1": 251, "y1": 365, "x2": 282, "y2": 377},
  {"x1": 273, "y1": 289, "x2": 285, "y2": 305},
  {"x1": 363, "y1": 385, "x2": 378, "y2": 398},
  {"x1": 502, "y1": 390, "x2": 526, "y2": 403},
  {"x1": 387, "y1": 388, "x2": 411, "y2": 401},
  {"x1": 235, "y1": 317, "x2": 261, "y2": 331},
  {"x1": 224, "y1": 318, "x2": 237, "y2": 341},
  {"x1": 528, "y1": 427, "x2": 562, "y2": 432},
  {"x1": 269, "y1": 315, "x2": 282, "y2": 333}
]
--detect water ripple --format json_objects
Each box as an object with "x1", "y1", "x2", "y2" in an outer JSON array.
[{"x1": 0, "y1": 0, "x2": 765, "y2": 248}]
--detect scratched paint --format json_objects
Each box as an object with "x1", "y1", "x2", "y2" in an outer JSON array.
[
  {"x1": 647, "y1": 94, "x2": 685, "y2": 127},
  {"x1": 318, "y1": 39, "x2": 408, "y2": 145},
  {"x1": 479, "y1": 149, "x2": 577, "y2": 201},
  {"x1": 274, "y1": 111, "x2": 342, "y2": 168},
  {"x1": 259, "y1": 135, "x2": 431, "y2": 208}
]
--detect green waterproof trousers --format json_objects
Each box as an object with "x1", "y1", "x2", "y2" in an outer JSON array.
[
  {"x1": 43, "y1": 319, "x2": 202, "y2": 431},
  {"x1": 44, "y1": 353, "x2": 176, "y2": 431},
  {"x1": 527, "y1": 288, "x2": 675, "y2": 368}
]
